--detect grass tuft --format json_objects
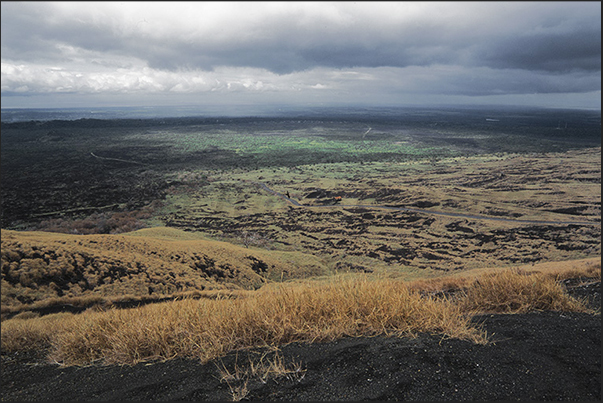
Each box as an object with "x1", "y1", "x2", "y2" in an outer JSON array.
[
  {"x1": 458, "y1": 268, "x2": 591, "y2": 314},
  {"x1": 1, "y1": 264, "x2": 597, "y2": 367},
  {"x1": 216, "y1": 350, "x2": 306, "y2": 401}
]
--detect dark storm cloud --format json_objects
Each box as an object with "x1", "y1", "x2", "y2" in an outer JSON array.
[
  {"x1": 3, "y1": 2, "x2": 599, "y2": 74},
  {"x1": 479, "y1": 25, "x2": 601, "y2": 73},
  {"x1": 1, "y1": 2, "x2": 600, "y2": 108},
  {"x1": 0, "y1": 3, "x2": 56, "y2": 61}
]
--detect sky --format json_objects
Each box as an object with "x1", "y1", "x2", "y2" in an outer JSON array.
[{"x1": 1, "y1": 1, "x2": 601, "y2": 110}]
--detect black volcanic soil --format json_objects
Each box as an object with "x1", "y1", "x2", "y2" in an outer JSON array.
[{"x1": 1, "y1": 281, "x2": 600, "y2": 402}]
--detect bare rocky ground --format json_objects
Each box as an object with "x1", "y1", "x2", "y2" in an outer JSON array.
[{"x1": 1, "y1": 280, "x2": 600, "y2": 402}]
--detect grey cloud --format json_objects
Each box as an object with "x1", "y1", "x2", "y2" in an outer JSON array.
[
  {"x1": 479, "y1": 27, "x2": 601, "y2": 73},
  {"x1": 0, "y1": 3, "x2": 57, "y2": 61},
  {"x1": 1, "y1": 4, "x2": 115, "y2": 64},
  {"x1": 336, "y1": 66, "x2": 600, "y2": 98},
  {"x1": 440, "y1": 70, "x2": 601, "y2": 96},
  {"x1": 3, "y1": 2, "x2": 599, "y2": 75},
  {"x1": 1, "y1": 1, "x2": 600, "y2": 110},
  {"x1": 139, "y1": 33, "x2": 464, "y2": 74}
]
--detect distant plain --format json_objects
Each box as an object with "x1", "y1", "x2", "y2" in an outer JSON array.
[{"x1": 1, "y1": 106, "x2": 600, "y2": 317}]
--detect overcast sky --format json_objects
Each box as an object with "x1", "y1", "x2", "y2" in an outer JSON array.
[{"x1": 1, "y1": 1, "x2": 601, "y2": 110}]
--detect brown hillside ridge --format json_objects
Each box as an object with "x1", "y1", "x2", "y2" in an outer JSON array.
[
  {"x1": 1, "y1": 227, "x2": 328, "y2": 319},
  {"x1": 2, "y1": 224, "x2": 601, "y2": 321}
]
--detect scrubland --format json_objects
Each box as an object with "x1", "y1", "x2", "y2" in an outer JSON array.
[
  {"x1": 2, "y1": 258, "x2": 599, "y2": 367},
  {"x1": 1, "y1": 108, "x2": 600, "y2": 378}
]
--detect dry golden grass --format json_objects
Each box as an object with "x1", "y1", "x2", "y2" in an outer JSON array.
[
  {"x1": 3, "y1": 223, "x2": 599, "y2": 321},
  {"x1": 1, "y1": 227, "x2": 329, "y2": 318},
  {"x1": 0, "y1": 312, "x2": 74, "y2": 353},
  {"x1": 457, "y1": 268, "x2": 590, "y2": 314},
  {"x1": 0, "y1": 288, "x2": 254, "y2": 320},
  {"x1": 216, "y1": 350, "x2": 306, "y2": 401},
  {"x1": 34, "y1": 276, "x2": 482, "y2": 366},
  {"x1": 2, "y1": 262, "x2": 597, "y2": 368},
  {"x1": 406, "y1": 258, "x2": 601, "y2": 294}
]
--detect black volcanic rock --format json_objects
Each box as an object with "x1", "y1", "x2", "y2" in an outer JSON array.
[{"x1": 2, "y1": 283, "x2": 600, "y2": 402}]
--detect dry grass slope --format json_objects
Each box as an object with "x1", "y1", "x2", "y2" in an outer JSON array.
[
  {"x1": 1, "y1": 227, "x2": 329, "y2": 319},
  {"x1": 1, "y1": 261, "x2": 599, "y2": 368}
]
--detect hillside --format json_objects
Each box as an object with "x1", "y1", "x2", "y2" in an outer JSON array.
[
  {"x1": 1, "y1": 264, "x2": 600, "y2": 401},
  {"x1": 1, "y1": 227, "x2": 329, "y2": 319}
]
